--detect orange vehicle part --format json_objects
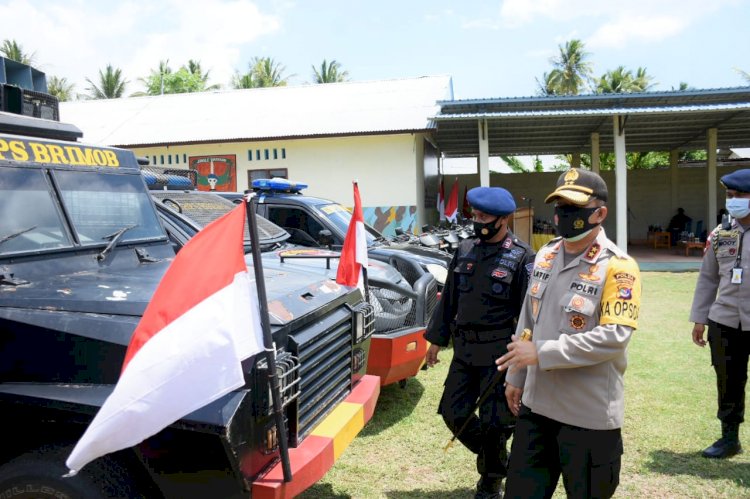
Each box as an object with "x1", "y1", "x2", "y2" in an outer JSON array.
[
  {"x1": 251, "y1": 374, "x2": 380, "y2": 499},
  {"x1": 366, "y1": 327, "x2": 428, "y2": 387}
]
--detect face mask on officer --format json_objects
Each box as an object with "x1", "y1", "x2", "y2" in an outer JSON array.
[
  {"x1": 726, "y1": 196, "x2": 750, "y2": 219},
  {"x1": 473, "y1": 216, "x2": 504, "y2": 242},
  {"x1": 554, "y1": 204, "x2": 601, "y2": 242}
]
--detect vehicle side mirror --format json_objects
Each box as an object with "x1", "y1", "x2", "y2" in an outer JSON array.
[{"x1": 318, "y1": 229, "x2": 334, "y2": 248}]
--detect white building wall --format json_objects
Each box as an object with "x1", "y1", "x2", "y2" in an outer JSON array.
[{"x1": 131, "y1": 133, "x2": 420, "y2": 208}]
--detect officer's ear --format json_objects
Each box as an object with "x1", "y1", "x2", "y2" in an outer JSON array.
[{"x1": 593, "y1": 204, "x2": 608, "y2": 223}]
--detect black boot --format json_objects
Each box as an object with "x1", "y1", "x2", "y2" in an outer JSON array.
[
  {"x1": 475, "y1": 476, "x2": 503, "y2": 499},
  {"x1": 702, "y1": 422, "x2": 742, "y2": 459}
]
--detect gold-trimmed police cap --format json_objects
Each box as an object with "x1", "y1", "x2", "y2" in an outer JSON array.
[{"x1": 544, "y1": 168, "x2": 608, "y2": 205}]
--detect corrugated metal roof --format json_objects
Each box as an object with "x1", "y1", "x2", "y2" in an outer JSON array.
[
  {"x1": 60, "y1": 75, "x2": 453, "y2": 147},
  {"x1": 434, "y1": 87, "x2": 750, "y2": 156}
]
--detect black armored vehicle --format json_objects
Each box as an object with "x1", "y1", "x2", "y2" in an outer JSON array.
[{"x1": 0, "y1": 63, "x2": 378, "y2": 498}]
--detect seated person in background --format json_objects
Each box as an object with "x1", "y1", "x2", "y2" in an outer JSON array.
[{"x1": 668, "y1": 207, "x2": 692, "y2": 244}]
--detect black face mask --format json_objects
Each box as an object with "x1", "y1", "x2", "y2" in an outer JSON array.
[
  {"x1": 554, "y1": 205, "x2": 600, "y2": 241},
  {"x1": 473, "y1": 217, "x2": 502, "y2": 241}
]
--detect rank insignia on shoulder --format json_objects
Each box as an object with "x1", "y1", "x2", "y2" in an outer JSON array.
[
  {"x1": 503, "y1": 238, "x2": 512, "y2": 249},
  {"x1": 492, "y1": 268, "x2": 508, "y2": 278},
  {"x1": 585, "y1": 243, "x2": 601, "y2": 261}
]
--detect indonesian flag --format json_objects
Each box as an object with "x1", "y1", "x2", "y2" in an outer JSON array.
[
  {"x1": 66, "y1": 203, "x2": 263, "y2": 474},
  {"x1": 445, "y1": 178, "x2": 459, "y2": 223},
  {"x1": 336, "y1": 182, "x2": 368, "y2": 294},
  {"x1": 462, "y1": 184, "x2": 471, "y2": 219},
  {"x1": 437, "y1": 176, "x2": 445, "y2": 221}
]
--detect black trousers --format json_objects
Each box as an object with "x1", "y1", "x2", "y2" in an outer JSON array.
[
  {"x1": 505, "y1": 407, "x2": 622, "y2": 499},
  {"x1": 708, "y1": 320, "x2": 750, "y2": 425},
  {"x1": 438, "y1": 356, "x2": 513, "y2": 479}
]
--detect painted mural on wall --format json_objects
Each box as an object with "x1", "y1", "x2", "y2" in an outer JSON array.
[
  {"x1": 362, "y1": 205, "x2": 418, "y2": 237},
  {"x1": 189, "y1": 155, "x2": 237, "y2": 192}
]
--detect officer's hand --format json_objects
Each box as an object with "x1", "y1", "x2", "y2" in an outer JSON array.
[
  {"x1": 692, "y1": 323, "x2": 707, "y2": 347},
  {"x1": 425, "y1": 344, "x2": 441, "y2": 367},
  {"x1": 505, "y1": 382, "x2": 523, "y2": 417},
  {"x1": 496, "y1": 335, "x2": 538, "y2": 374}
]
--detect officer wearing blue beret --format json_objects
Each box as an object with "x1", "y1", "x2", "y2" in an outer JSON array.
[
  {"x1": 691, "y1": 168, "x2": 750, "y2": 459},
  {"x1": 425, "y1": 186, "x2": 535, "y2": 499}
]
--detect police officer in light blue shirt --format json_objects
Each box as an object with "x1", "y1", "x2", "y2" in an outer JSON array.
[{"x1": 690, "y1": 168, "x2": 750, "y2": 459}]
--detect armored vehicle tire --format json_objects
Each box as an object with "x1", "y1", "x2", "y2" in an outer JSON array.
[{"x1": 0, "y1": 446, "x2": 148, "y2": 499}]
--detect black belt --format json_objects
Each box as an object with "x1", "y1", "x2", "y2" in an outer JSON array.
[{"x1": 455, "y1": 325, "x2": 513, "y2": 343}]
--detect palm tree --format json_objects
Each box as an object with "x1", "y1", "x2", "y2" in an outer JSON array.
[
  {"x1": 312, "y1": 59, "x2": 349, "y2": 83},
  {"x1": 186, "y1": 59, "x2": 221, "y2": 90},
  {"x1": 544, "y1": 39, "x2": 593, "y2": 95},
  {"x1": 596, "y1": 66, "x2": 655, "y2": 94},
  {"x1": 0, "y1": 39, "x2": 34, "y2": 64},
  {"x1": 232, "y1": 57, "x2": 290, "y2": 89},
  {"x1": 47, "y1": 76, "x2": 75, "y2": 101},
  {"x1": 735, "y1": 68, "x2": 750, "y2": 84},
  {"x1": 85, "y1": 64, "x2": 127, "y2": 99}
]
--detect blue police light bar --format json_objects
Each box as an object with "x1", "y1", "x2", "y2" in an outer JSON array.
[{"x1": 252, "y1": 177, "x2": 307, "y2": 193}]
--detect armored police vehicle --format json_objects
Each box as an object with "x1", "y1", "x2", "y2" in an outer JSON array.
[
  {"x1": 146, "y1": 175, "x2": 436, "y2": 388},
  {"x1": 218, "y1": 179, "x2": 453, "y2": 292},
  {"x1": 0, "y1": 61, "x2": 378, "y2": 498}
]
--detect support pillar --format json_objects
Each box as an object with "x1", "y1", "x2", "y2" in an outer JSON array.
[
  {"x1": 669, "y1": 150, "x2": 679, "y2": 212},
  {"x1": 478, "y1": 119, "x2": 489, "y2": 186},
  {"x1": 707, "y1": 128, "x2": 718, "y2": 231},
  {"x1": 613, "y1": 115, "x2": 628, "y2": 251}
]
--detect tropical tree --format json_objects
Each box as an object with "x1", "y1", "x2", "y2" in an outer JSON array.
[
  {"x1": 538, "y1": 39, "x2": 593, "y2": 96},
  {"x1": 85, "y1": 64, "x2": 127, "y2": 99},
  {"x1": 136, "y1": 59, "x2": 220, "y2": 96},
  {"x1": 231, "y1": 57, "x2": 290, "y2": 89},
  {"x1": 47, "y1": 76, "x2": 75, "y2": 101},
  {"x1": 0, "y1": 39, "x2": 34, "y2": 64},
  {"x1": 595, "y1": 66, "x2": 655, "y2": 93},
  {"x1": 312, "y1": 59, "x2": 349, "y2": 83}
]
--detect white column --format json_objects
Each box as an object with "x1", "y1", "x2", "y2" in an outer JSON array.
[
  {"x1": 707, "y1": 128, "x2": 718, "y2": 230},
  {"x1": 478, "y1": 119, "x2": 490, "y2": 186},
  {"x1": 613, "y1": 115, "x2": 628, "y2": 251},
  {"x1": 591, "y1": 133, "x2": 600, "y2": 173}
]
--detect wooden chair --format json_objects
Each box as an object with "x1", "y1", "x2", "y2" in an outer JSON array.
[{"x1": 653, "y1": 231, "x2": 671, "y2": 249}]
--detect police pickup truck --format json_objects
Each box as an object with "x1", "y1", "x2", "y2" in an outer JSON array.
[
  {"x1": 146, "y1": 177, "x2": 437, "y2": 388},
  {"x1": 218, "y1": 179, "x2": 453, "y2": 292},
  {"x1": 0, "y1": 107, "x2": 378, "y2": 497}
]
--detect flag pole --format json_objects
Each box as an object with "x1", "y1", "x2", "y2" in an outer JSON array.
[{"x1": 244, "y1": 192, "x2": 293, "y2": 482}]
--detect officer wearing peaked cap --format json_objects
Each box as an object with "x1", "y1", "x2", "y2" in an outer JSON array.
[
  {"x1": 497, "y1": 168, "x2": 641, "y2": 499},
  {"x1": 690, "y1": 168, "x2": 750, "y2": 459},
  {"x1": 425, "y1": 186, "x2": 535, "y2": 499}
]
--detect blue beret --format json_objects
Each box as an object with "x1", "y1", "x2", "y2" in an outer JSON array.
[
  {"x1": 721, "y1": 169, "x2": 750, "y2": 193},
  {"x1": 466, "y1": 186, "x2": 516, "y2": 216}
]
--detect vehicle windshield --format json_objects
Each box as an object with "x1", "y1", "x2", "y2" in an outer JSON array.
[
  {"x1": 316, "y1": 203, "x2": 383, "y2": 245},
  {"x1": 55, "y1": 170, "x2": 165, "y2": 245},
  {"x1": 0, "y1": 168, "x2": 164, "y2": 256}
]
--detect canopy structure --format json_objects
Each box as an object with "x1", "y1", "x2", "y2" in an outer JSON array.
[{"x1": 432, "y1": 87, "x2": 750, "y2": 249}]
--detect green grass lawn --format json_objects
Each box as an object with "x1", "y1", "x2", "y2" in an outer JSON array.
[{"x1": 299, "y1": 272, "x2": 750, "y2": 498}]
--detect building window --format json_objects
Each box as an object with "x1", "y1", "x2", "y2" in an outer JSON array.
[
  {"x1": 256, "y1": 150, "x2": 261, "y2": 161},
  {"x1": 248, "y1": 168, "x2": 288, "y2": 185},
  {"x1": 282, "y1": 148, "x2": 286, "y2": 159},
  {"x1": 183, "y1": 154, "x2": 187, "y2": 163},
  {"x1": 264, "y1": 149, "x2": 269, "y2": 160},
  {"x1": 248, "y1": 150, "x2": 253, "y2": 161},
  {"x1": 152, "y1": 155, "x2": 157, "y2": 165},
  {"x1": 168, "y1": 155, "x2": 172, "y2": 165},
  {"x1": 160, "y1": 155, "x2": 164, "y2": 165},
  {"x1": 273, "y1": 149, "x2": 278, "y2": 160}
]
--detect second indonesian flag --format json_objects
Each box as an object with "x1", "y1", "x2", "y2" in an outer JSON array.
[{"x1": 336, "y1": 181, "x2": 369, "y2": 294}]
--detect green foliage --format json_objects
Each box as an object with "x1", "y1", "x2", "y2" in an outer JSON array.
[
  {"x1": 231, "y1": 57, "x2": 290, "y2": 89},
  {"x1": 46, "y1": 76, "x2": 75, "y2": 102},
  {"x1": 734, "y1": 68, "x2": 750, "y2": 84},
  {"x1": 312, "y1": 59, "x2": 349, "y2": 83},
  {"x1": 537, "y1": 39, "x2": 593, "y2": 96},
  {"x1": 135, "y1": 59, "x2": 220, "y2": 96},
  {"x1": 0, "y1": 39, "x2": 34, "y2": 64},
  {"x1": 85, "y1": 64, "x2": 127, "y2": 99},
  {"x1": 596, "y1": 66, "x2": 656, "y2": 93},
  {"x1": 299, "y1": 272, "x2": 750, "y2": 498}
]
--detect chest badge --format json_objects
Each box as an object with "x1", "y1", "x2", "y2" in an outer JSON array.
[
  {"x1": 492, "y1": 268, "x2": 508, "y2": 278},
  {"x1": 570, "y1": 315, "x2": 586, "y2": 330}
]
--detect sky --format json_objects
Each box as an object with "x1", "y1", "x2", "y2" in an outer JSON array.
[{"x1": 1, "y1": 0, "x2": 749, "y2": 100}]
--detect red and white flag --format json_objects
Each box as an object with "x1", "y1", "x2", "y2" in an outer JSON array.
[
  {"x1": 445, "y1": 178, "x2": 459, "y2": 223},
  {"x1": 336, "y1": 182, "x2": 369, "y2": 294},
  {"x1": 66, "y1": 203, "x2": 263, "y2": 474},
  {"x1": 437, "y1": 176, "x2": 446, "y2": 221}
]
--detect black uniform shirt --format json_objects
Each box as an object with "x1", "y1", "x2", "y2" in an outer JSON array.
[{"x1": 425, "y1": 231, "x2": 535, "y2": 347}]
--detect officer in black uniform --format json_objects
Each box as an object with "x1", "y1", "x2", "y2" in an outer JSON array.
[{"x1": 425, "y1": 186, "x2": 535, "y2": 499}]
